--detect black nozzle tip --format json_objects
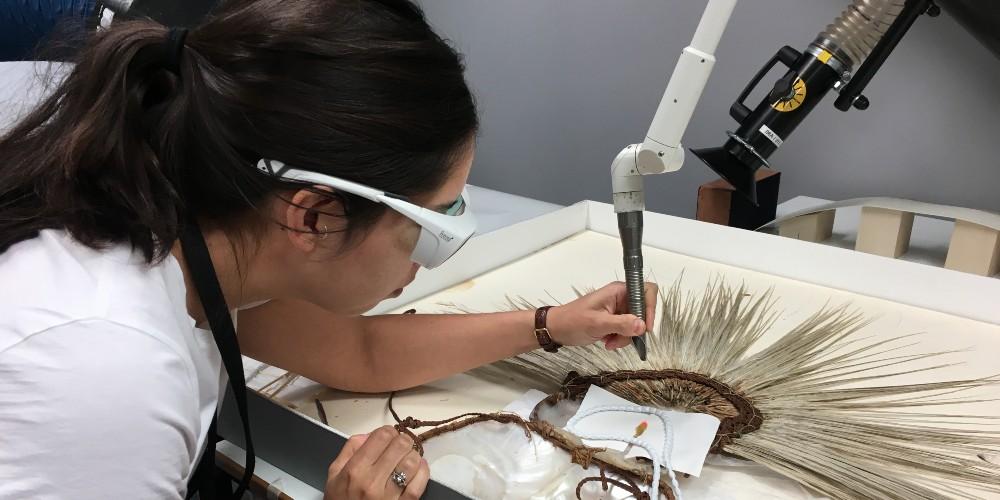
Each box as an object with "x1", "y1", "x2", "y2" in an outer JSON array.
[
  {"x1": 632, "y1": 336, "x2": 648, "y2": 361},
  {"x1": 691, "y1": 146, "x2": 760, "y2": 206}
]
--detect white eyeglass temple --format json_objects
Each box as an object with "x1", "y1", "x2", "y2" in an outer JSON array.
[{"x1": 256, "y1": 159, "x2": 385, "y2": 203}]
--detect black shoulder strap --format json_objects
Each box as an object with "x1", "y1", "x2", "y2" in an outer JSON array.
[{"x1": 180, "y1": 218, "x2": 255, "y2": 499}]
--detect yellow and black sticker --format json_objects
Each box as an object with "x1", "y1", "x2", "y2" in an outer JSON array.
[
  {"x1": 772, "y1": 77, "x2": 807, "y2": 112},
  {"x1": 816, "y1": 49, "x2": 833, "y2": 65}
]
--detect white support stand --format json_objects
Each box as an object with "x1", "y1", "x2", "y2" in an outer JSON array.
[{"x1": 612, "y1": 0, "x2": 738, "y2": 213}]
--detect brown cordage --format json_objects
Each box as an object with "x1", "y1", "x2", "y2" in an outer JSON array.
[
  {"x1": 384, "y1": 368, "x2": 765, "y2": 498},
  {"x1": 536, "y1": 369, "x2": 763, "y2": 453},
  {"x1": 576, "y1": 470, "x2": 651, "y2": 500},
  {"x1": 314, "y1": 399, "x2": 329, "y2": 425},
  {"x1": 533, "y1": 306, "x2": 562, "y2": 353},
  {"x1": 388, "y1": 404, "x2": 679, "y2": 500},
  {"x1": 382, "y1": 366, "x2": 765, "y2": 500}
]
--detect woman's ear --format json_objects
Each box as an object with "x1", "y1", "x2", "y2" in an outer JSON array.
[{"x1": 283, "y1": 187, "x2": 344, "y2": 252}]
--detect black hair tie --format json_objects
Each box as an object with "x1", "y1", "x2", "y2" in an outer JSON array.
[{"x1": 163, "y1": 27, "x2": 189, "y2": 75}]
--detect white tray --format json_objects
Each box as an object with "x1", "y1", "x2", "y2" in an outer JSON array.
[{"x1": 248, "y1": 201, "x2": 1000, "y2": 498}]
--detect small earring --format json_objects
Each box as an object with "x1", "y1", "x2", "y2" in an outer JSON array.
[{"x1": 318, "y1": 224, "x2": 329, "y2": 240}]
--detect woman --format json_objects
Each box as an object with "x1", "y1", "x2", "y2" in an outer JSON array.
[{"x1": 0, "y1": 0, "x2": 655, "y2": 498}]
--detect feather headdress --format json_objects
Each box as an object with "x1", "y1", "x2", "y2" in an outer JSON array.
[{"x1": 465, "y1": 279, "x2": 1000, "y2": 499}]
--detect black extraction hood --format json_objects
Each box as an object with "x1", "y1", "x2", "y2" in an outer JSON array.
[{"x1": 938, "y1": 0, "x2": 1000, "y2": 59}]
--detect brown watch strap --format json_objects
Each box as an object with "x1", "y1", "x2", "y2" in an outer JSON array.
[{"x1": 534, "y1": 306, "x2": 562, "y2": 353}]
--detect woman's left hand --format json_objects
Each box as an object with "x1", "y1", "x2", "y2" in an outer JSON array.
[{"x1": 545, "y1": 281, "x2": 658, "y2": 350}]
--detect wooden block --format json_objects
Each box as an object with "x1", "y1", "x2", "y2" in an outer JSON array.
[
  {"x1": 696, "y1": 168, "x2": 780, "y2": 230},
  {"x1": 778, "y1": 210, "x2": 835, "y2": 242},
  {"x1": 945, "y1": 220, "x2": 1000, "y2": 276},
  {"x1": 855, "y1": 207, "x2": 914, "y2": 258},
  {"x1": 696, "y1": 179, "x2": 734, "y2": 226}
]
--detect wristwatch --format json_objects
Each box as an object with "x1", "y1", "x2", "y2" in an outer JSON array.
[{"x1": 533, "y1": 306, "x2": 562, "y2": 353}]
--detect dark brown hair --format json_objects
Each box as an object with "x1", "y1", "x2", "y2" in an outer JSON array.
[{"x1": 0, "y1": 0, "x2": 478, "y2": 262}]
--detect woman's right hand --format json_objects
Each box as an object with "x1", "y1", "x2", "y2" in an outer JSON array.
[{"x1": 325, "y1": 426, "x2": 430, "y2": 499}]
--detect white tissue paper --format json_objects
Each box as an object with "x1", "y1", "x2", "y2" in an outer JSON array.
[
  {"x1": 501, "y1": 389, "x2": 549, "y2": 419},
  {"x1": 568, "y1": 385, "x2": 721, "y2": 477}
]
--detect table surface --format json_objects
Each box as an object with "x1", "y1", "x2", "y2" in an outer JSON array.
[{"x1": 224, "y1": 193, "x2": 993, "y2": 499}]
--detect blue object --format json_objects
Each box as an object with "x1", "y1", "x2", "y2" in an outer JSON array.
[{"x1": 0, "y1": 0, "x2": 96, "y2": 61}]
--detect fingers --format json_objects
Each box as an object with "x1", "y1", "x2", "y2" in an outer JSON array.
[
  {"x1": 602, "y1": 281, "x2": 657, "y2": 326},
  {"x1": 644, "y1": 282, "x2": 659, "y2": 328},
  {"x1": 325, "y1": 432, "x2": 372, "y2": 499},
  {"x1": 401, "y1": 459, "x2": 431, "y2": 500},
  {"x1": 325, "y1": 427, "x2": 426, "y2": 500},
  {"x1": 370, "y1": 428, "x2": 418, "y2": 496},
  {"x1": 603, "y1": 333, "x2": 633, "y2": 350},
  {"x1": 602, "y1": 333, "x2": 615, "y2": 347},
  {"x1": 604, "y1": 281, "x2": 630, "y2": 314},
  {"x1": 342, "y1": 425, "x2": 397, "y2": 475},
  {"x1": 599, "y1": 281, "x2": 627, "y2": 293},
  {"x1": 562, "y1": 281, "x2": 657, "y2": 349},
  {"x1": 328, "y1": 433, "x2": 367, "y2": 479},
  {"x1": 597, "y1": 311, "x2": 645, "y2": 338},
  {"x1": 331, "y1": 426, "x2": 403, "y2": 498},
  {"x1": 387, "y1": 450, "x2": 424, "y2": 499}
]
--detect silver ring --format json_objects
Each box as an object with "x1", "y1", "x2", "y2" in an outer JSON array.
[{"x1": 391, "y1": 470, "x2": 408, "y2": 489}]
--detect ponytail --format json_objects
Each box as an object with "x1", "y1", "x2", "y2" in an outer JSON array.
[
  {"x1": 0, "y1": 0, "x2": 478, "y2": 263},
  {"x1": 0, "y1": 22, "x2": 194, "y2": 261}
]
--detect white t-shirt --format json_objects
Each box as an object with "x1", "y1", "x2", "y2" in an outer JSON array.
[{"x1": 0, "y1": 230, "x2": 224, "y2": 499}]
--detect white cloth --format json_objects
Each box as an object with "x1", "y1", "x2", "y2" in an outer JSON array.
[{"x1": 0, "y1": 230, "x2": 223, "y2": 499}]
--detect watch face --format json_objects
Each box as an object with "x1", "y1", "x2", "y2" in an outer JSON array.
[{"x1": 772, "y1": 77, "x2": 807, "y2": 112}]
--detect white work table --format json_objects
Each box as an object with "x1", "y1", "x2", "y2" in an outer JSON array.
[{"x1": 222, "y1": 192, "x2": 994, "y2": 499}]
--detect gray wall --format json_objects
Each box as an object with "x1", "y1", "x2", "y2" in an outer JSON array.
[{"x1": 418, "y1": 0, "x2": 1000, "y2": 218}]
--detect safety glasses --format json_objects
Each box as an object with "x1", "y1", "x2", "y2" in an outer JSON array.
[{"x1": 256, "y1": 159, "x2": 476, "y2": 269}]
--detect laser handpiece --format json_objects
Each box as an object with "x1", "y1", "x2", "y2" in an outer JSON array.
[{"x1": 609, "y1": 0, "x2": 737, "y2": 360}]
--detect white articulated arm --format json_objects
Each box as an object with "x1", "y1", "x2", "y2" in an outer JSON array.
[
  {"x1": 612, "y1": 0, "x2": 738, "y2": 362},
  {"x1": 612, "y1": 0, "x2": 738, "y2": 213}
]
